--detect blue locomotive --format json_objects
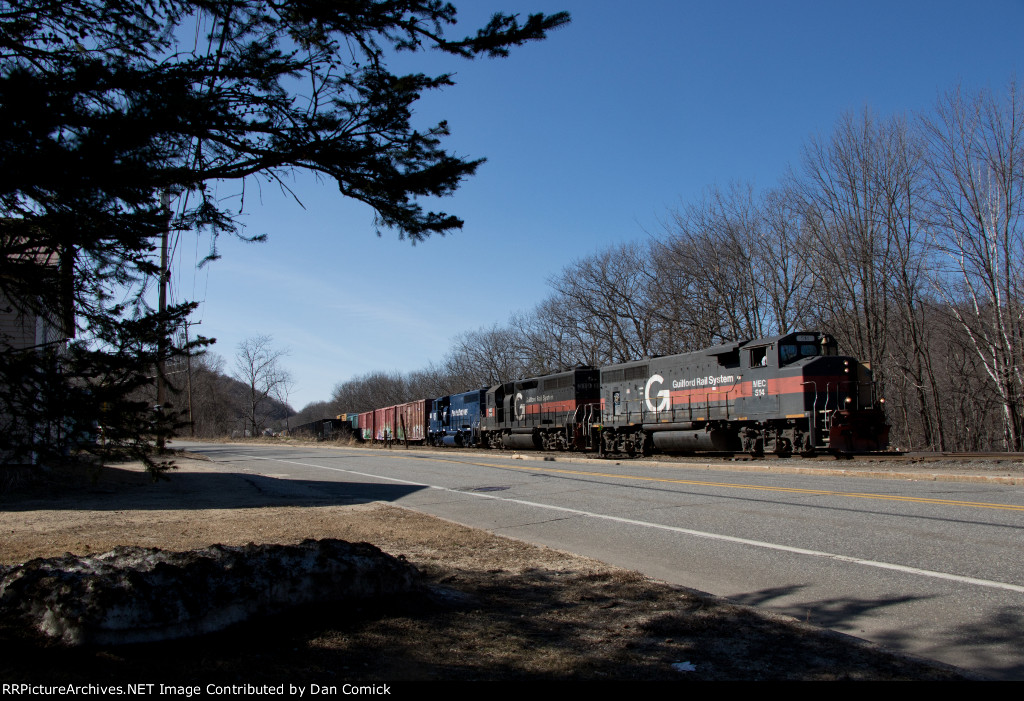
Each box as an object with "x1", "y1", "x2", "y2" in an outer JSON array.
[{"x1": 428, "y1": 388, "x2": 488, "y2": 447}]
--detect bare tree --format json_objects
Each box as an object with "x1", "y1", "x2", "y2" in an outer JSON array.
[
  {"x1": 655, "y1": 183, "x2": 798, "y2": 346},
  {"x1": 442, "y1": 324, "x2": 529, "y2": 387},
  {"x1": 644, "y1": 236, "x2": 722, "y2": 354},
  {"x1": 509, "y1": 302, "x2": 587, "y2": 374},
  {"x1": 407, "y1": 361, "x2": 468, "y2": 401},
  {"x1": 331, "y1": 370, "x2": 411, "y2": 414},
  {"x1": 785, "y1": 109, "x2": 973, "y2": 449},
  {"x1": 274, "y1": 370, "x2": 297, "y2": 432},
  {"x1": 233, "y1": 335, "x2": 291, "y2": 437},
  {"x1": 759, "y1": 186, "x2": 815, "y2": 333},
  {"x1": 789, "y1": 108, "x2": 902, "y2": 387},
  {"x1": 873, "y1": 119, "x2": 949, "y2": 450},
  {"x1": 289, "y1": 401, "x2": 335, "y2": 428},
  {"x1": 547, "y1": 243, "x2": 658, "y2": 365},
  {"x1": 921, "y1": 81, "x2": 1024, "y2": 450}
]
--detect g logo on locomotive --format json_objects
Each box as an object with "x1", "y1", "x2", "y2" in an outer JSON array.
[
  {"x1": 515, "y1": 392, "x2": 525, "y2": 421},
  {"x1": 644, "y1": 374, "x2": 671, "y2": 413}
]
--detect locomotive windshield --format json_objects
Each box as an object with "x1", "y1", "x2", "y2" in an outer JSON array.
[
  {"x1": 779, "y1": 334, "x2": 837, "y2": 365},
  {"x1": 779, "y1": 344, "x2": 819, "y2": 364}
]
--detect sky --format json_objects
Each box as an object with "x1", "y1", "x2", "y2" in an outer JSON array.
[{"x1": 165, "y1": 0, "x2": 1024, "y2": 411}]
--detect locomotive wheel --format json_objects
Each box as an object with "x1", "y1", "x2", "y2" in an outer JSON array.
[{"x1": 640, "y1": 432, "x2": 653, "y2": 457}]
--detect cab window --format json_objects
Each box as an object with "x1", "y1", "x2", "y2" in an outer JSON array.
[
  {"x1": 779, "y1": 343, "x2": 824, "y2": 365},
  {"x1": 749, "y1": 346, "x2": 768, "y2": 367}
]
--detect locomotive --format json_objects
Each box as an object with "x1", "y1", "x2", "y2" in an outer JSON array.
[
  {"x1": 481, "y1": 366, "x2": 600, "y2": 451},
  {"x1": 355, "y1": 331, "x2": 889, "y2": 457},
  {"x1": 593, "y1": 330, "x2": 888, "y2": 457}
]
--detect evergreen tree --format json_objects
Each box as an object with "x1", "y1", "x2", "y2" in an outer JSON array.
[{"x1": 0, "y1": 0, "x2": 569, "y2": 471}]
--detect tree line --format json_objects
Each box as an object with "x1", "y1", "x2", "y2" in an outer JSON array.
[{"x1": 332, "y1": 81, "x2": 1024, "y2": 452}]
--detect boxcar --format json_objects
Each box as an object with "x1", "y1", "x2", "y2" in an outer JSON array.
[{"x1": 393, "y1": 399, "x2": 429, "y2": 443}]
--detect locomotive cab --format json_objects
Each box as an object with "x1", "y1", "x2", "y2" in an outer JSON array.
[
  {"x1": 781, "y1": 333, "x2": 888, "y2": 454},
  {"x1": 742, "y1": 333, "x2": 837, "y2": 371},
  {"x1": 733, "y1": 332, "x2": 888, "y2": 456}
]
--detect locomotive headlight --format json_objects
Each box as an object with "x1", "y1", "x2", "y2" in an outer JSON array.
[{"x1": 845, "y1": 396, "x2": 852, "y2": 404}]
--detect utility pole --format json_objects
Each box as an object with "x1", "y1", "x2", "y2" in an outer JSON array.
[
  {"x1": 183, "y1": 320, "x2": 199, "y2": 437},
  {"x1": 156, "y1": 190, "x2": 170, "y2": 451}
]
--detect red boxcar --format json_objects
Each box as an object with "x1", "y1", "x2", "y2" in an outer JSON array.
[
  {"x1": 368, "y1": 400, "x2": 430, "y2": 443},
  {"x1": 394, "y1": 399, "x2": 429, "y2": 443},
  {"x1": 373, "y1": 406, "x2": 395, "y2": 441},
  {"x1": 358, "y1": 411, "x2": 374, "y2": 441}
]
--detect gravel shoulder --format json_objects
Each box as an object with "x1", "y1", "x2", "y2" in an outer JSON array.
[{"x1": 0, "y1": 450, "x2": 986, "y2": 681}]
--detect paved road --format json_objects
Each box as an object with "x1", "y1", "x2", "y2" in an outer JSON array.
[{"x1": 174, "y1": 440, "x2": 1024, "y2": 679}]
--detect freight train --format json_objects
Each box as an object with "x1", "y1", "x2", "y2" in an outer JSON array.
[{"x1": 345, "y1": 331, "x2": 890, "y2": 457}]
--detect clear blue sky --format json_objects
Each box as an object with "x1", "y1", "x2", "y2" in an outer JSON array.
[{"x1": 166, "y1": 0, "x2": 1024, "y2": 411}]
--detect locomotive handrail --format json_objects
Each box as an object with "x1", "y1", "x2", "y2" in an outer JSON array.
[
  {"x1": 721, "y1": 385, "x2": 735, "y2": 419},
  {"x1": 802, "y1": 380, "x2": 818, "y2": 447},
  {"x1": 703, "y1": 386, "x2": 732, "y2": 420},
  {"x1": 580, "y1": 403, "x2": 596, "y2": 430},
  {"x1": 824, "y1": 382, "x2": 835, "y2": 432}
]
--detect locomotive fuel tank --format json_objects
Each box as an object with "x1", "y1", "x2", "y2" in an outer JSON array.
[{"x1": 649, "y1": 428, "x2": 742, "y2": 452}]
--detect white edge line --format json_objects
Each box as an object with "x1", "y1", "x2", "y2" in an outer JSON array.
[{"x1": 225, "y1": 452, "x2": 1024, "y2": 595}]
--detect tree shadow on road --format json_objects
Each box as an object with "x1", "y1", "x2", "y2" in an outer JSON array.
[
  {"x1": 728, "y1": 583, "x2": 1023, "y2": 679},
  {"x1": 0, "y1": 460, "x2": 427, "y2": 512}
]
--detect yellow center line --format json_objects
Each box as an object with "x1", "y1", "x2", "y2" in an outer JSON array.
[{"x1": 366, "y1": 451, "x2": 1024, "y2": 513}]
